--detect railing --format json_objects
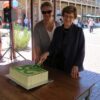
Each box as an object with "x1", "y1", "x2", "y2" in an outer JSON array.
[
  {"x1": 96, "y1": 2, "x2": 100, "y2": 7},
  {"x1": 69, "y1": 0, "x2": 75, "y2": 2},
  {"x1": 62, "y1": 0, "x2": 75, "y2": 2},
  {"x1": 62, "y1": 0, "x2": 100, "y2": 7},
  {"x1": 76, "y1": 0, "x2": 81, "y2": 2},
  {"x1": 76, "y1": 0, "x2": 95, "y2": 5}
]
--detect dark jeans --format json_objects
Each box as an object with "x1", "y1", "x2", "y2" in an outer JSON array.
[{"x1": 89, "y1": 26, "x2": 93, "y2": 33}]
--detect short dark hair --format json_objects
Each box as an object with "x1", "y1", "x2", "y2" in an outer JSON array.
[
  {"x1": 40, "y1": 2, "x2": 53, "y2": 11},
  {"x1": 62, "y1": 6, "x2": 77, "y2": 18}
]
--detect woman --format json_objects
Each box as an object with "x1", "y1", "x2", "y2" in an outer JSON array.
[
  {"x1": 33, "y1": 2, "x2": 56, "y2": 63},
  {"x1": 39, "y1": 6, "x2": 85, "y2": 79}
]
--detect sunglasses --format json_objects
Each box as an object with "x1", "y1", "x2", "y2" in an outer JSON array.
[{"x1": 42, "y1": 10, "x2": 52, "y2": 14}]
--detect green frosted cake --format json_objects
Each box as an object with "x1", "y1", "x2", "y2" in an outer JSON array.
[{"x1": 9, "y1": 64, "x2": 48, "y2": 89}]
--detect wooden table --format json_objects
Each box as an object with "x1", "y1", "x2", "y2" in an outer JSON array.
[{"x1": 0, "y1": 60, "x2": 99, "y2": 100}]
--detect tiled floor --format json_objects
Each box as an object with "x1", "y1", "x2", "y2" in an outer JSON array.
[
  {"x1": 83, "y1": 28, "x2": 100, "y2": 100},
  {"x1": 90, "y1": 80, "x2": 100, "y2": 100}
]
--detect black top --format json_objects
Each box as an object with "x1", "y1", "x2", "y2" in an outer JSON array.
[{"x1": 47, "y1": 24, "x2": 85, "y2": 74}]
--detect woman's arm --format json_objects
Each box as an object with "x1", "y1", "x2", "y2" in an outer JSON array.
[
  {"x1": 33, "y1": 24, "x2": 41, "y2": 63},
  {"x1": 74, "y1": 28, "x2": 85, "y2": 68},
  {"x1": 71, "y1": 28, "x2": 85, "y2": 78}
]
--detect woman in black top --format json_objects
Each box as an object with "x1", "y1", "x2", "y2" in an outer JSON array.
[{"x1": 39, "y1": 6, "x2": 85, "y2": 79}]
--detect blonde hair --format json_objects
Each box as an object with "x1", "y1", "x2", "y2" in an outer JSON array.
[{"x1": 41, "y1": 2, "x2": 53, "y2": 11}]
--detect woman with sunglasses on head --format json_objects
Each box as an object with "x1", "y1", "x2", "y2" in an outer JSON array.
[
  {"x1": 39, "y1": 6, "x2": 85, "y2": 79},
  {"x1": 33, "y1": 2, "x2": 57, "y2": 63}
]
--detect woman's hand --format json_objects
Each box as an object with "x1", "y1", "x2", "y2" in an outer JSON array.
[
  {"x1": 71, "y1": 66, "x2": 79, "y2": 79},
  {"x1": 38, "y1": 52, "x2": 49, "y2": 64}
]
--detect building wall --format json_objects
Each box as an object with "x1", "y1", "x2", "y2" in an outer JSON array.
[
  {"x1": 17, "y1": 0, "x2": 100, "y2": 23},
  {"x1": 61, "y1": 0, "x2": 100, "y2": 16}
]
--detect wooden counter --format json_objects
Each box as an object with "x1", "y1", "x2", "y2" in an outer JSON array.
[{"x1": 0, "y1": 60, "x2": 99, "y2": 100}]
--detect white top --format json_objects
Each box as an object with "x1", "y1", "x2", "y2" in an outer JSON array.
[{"x1": 47, "y1": 24, "x2": 56, "y2": 41}]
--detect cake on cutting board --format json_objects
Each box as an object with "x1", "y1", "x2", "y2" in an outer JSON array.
[{"x1": 9, "y1": 64, "x2": 48, "y2": 90}]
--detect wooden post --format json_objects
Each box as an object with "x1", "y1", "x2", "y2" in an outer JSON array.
[
  {"x1": 31, "y1": 0, "x2": 34, "y2": 61},
  {"x1": 53, "y1": 0, "x2": 56, "y2": 21},
  {"x1": 9, "y1": 0, "x2": 16, "y2": 60}
]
